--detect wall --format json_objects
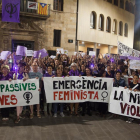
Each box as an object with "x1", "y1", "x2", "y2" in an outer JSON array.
[
  {"x1": 77, "y1": 0, "x2": 135, "y2": 48},
  {"x1": 37, "y1": 0, "x2": 77, "y2": 56}
]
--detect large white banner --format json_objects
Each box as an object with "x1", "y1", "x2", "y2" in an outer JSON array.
[
  {"x1": 118, "y1": 41, "x2": 140, "y2": 58},
  {"x1": 44, "y1": 77, "x2": 113, "y2": 103},
  {"x1": 0, "y1": 79, "x2": 39, "y2": 108},
  {"x1": 109, "y1": 87, "x2": 140, "y2": 119}
]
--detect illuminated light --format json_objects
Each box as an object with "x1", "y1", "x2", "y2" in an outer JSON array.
[
  {"x1": 98, "y1": 44, "x2": 100, "y2": 46},
  {"x1": 82, "y1": 41, "x2": 84, "y2": 44},
  {"x1": 90, "y1": 64, "x2": 94, "y2": 68}
]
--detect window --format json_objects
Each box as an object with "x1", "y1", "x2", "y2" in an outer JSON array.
[
  {"x1": 120, "y1": 0, "x2": 124, "y2": 9},
  {"x1": 119, "y1": 21, "x2": 123, "y2": 36},
  {"x1": 124, "y1": 23, "x2": 128, "y2": 37},
  {"x1": 113, "y1": 19, "x2": 117, "y2": 34},
  {"x1": 125, "y1": 1, "x2": 129, "y2": 11},
  {"x1": 106, "y1": 17, "x2": 111, "y2": 32},
  {"x1": 99, "y1": 14, "x2": 104, "y2": 31},
  {"x1": 53, "y1": 0, "x2": 63, "y2": 11},
  {"x1": 114, "y1": 0, "x2": 118, "y2": 6},
  {"x1": 53, "y1": 30, "x2": 61, "y2": 47},
  {"x1": 107, "y1": 0, "x2": 112, "y2": 3},
  {"x1": 129, "y1": 2, "x2": 134, "y2": 14},
  {"x1": 90, "y1": 11, "x2": 96, "y2": 29}
]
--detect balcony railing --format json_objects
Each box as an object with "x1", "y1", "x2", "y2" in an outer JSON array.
[{"x1": 0, "y1": 0, "x2": 50, "y2": 20}]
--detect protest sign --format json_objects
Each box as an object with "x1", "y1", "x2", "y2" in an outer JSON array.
[
  {"x1": 118, "y1": 41, "x2": 140, "y2": 58},
  {"x1": 44, "y1": 77, "x2": 113, "y2": 103},
  {"x1": 38, "y1": 49, "x2": 48, "y2": 58},
  {"x1": 34, "y1": 51, "x2": 39, "y2": 58},
  {"x1": 64, "y1": 50, "x2": 68, "y2": 55},
  {"x1": 27, "y1": 50, "x2": 34, "y2": 56},
  {"x1": 57, "y1": 48, "x2": 64, "y2": 54},
  {"x1": 14, "y1": 55, "x2": 22, "y2": 60},
  {"x1": 27, "y1": 1, "x2": 38, "y2": 10},
  {"x1": 50, "y1": 55, "x2": 56, "y2": 59},
  {"x1": 74, "y1": 52, "x2": 77, "y2": 55},
  {"x1": 16, "y1": 46, "x2": 27, "y2": 56},
  {"x1": 129, "y1": 60, "x2": 140, "y2": 69},
  {"x1": 89, "y1": 51, "x2": 95, "y2": 56},
  {"x1": 2, "y1": 0, "x2": 20, "y2": 23},
  {"x1": 1, "y1": 51, "x2": 11, "y2": 60},
  {"x1": 0, "y1": 79, "x2": 39, "y2": 108},
  {"x1": 109, "y1": 87, "x2": 140, "y2": 119}
]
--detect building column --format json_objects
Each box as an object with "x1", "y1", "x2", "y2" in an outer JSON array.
[
  {"x1": 94, "y1": 43, "x2": 97, "y2": 56},
  {"x1": 75, "y1": 40, "x2": 79, "y2": 52},
  {"x1": 108, "y1": 45, "x2": 112, "y2": 54},
  {"x1": 118, "y1": 0, "x2": 120, "y2": 8},
  {"x1": 112, "y1": 0, "x2": 114, "y2": 4}
]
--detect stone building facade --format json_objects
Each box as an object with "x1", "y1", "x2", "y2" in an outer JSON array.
[{"x1": 0, "y1": 0, "x2": 77, "y2": 56}]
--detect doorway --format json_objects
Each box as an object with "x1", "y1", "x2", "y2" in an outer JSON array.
[{"x1": 12, "y1": 40, "x2": 34, "y2": 52}]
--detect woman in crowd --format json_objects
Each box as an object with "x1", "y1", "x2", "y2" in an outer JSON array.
[
  {"x1": 53, "y1": 67, "x2": 65, "y2": 118},
  {"x1": 69, "y1": 63, "x2": 80, "y2": 116},
  {"x1": 81, "y1": 67, "x2": 93, "y2": 116},
  {"x1": 126, "y1": 74, "x2": 140, "y2": 123},
  {"x1": 13, "y1": 62, "x2": 28, "y2": 123},
  {"x1": 0, "y1": 65, "x2": 12, "y2": 121}
]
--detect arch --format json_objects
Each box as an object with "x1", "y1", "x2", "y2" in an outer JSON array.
[
  {"x1": 120, "y1": 0, "x2": 124, "y2": 9},
  {"x1": 107, "y1": 0, "x2": 112, "y2": 3},
  {"x1": 129, "y1": 2, "x2": 134, "y2": 14},
  {"x1": 125, "y1": 1, "x2": 129, "y2": 11},
  {"x1": 124, "y1": 23, "x2": 128, "y2": 37},
  {"x1": 112, "y1": 19, "x2": 117, "y2": 34},
  {"x1": 106, "y1": 17, "x2": 111, "y2": 32},
  {"x1": 90, "y1": 11, "x2": 97, "y2": 29},
  {"x1": 98, "y1": 14, "x2": 104, "y2": 31},
  {"x1": 114, "y1": 0, "x2": 118, "y2": 6},
  {"x1": 119, "y1": 21, "x2": 123, "y2": 36}
]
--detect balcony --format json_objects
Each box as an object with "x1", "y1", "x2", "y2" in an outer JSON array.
[{"x1": 0, "y1": 0, "x2": 50, "y2": 20}]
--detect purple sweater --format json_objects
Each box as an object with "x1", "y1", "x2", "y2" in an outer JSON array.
[{"x1": 69, "y1": 70, "x2": 80, "y2": 76}]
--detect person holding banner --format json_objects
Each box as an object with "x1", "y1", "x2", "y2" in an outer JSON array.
[
  {"x1": 43, "y1": 65, "x2": 54, "y2": 116},
  {"x1": 13, "y1": 62, "x2": 28, "y2": 124},
  {"x1": 113, "y1": 71, "x2": 126, "y2": 88},
  {"x1": 81, "y1": 67, "x2": 93, "y2": 116},
  {"x1": 28, "y1": 62, "x2": 42, "y2": 119},
  {"x1": 69, "y1": 63, "x2": 80, "y2": 116},
  {"x1": 53, "y1": 67, "x2": 65, "y2": 118},
  {"x1": 126, "y1": 74, "x2": 140, "y2": 123},
  {"x1": 0, "y1": 65, "x2": 12, "y2": 121}
]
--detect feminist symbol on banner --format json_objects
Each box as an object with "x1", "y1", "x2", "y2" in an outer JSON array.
[
  {"x1": 23, "y1": 92, "x2": 33, "y2": 104},
  {"x1": 5, "y1": 3, "x2": 19, "y2": 18},
  {"x1": 101, "y1": 91, "x2": 108, "y2": 101}
]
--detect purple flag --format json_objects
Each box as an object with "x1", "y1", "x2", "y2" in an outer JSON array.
[
  {"x1": 16, "y1": 46, "x2": 27, "y2": 56},
  {"x1": 34, "y1": 51, "x2": 39, "y2": 58},
  {"x1": 39, "y1": 49, "x2": 48, "y2": 58},
  {"x1": 1, "y1": 51, "x2": 11, "y2": 60},
  {"x1": 2, "y1": 0, "x2": 20, "y2": 23}
]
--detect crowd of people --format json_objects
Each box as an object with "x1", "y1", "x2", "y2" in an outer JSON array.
[{"x1": 0, "y1": 52, "x2": 139, "y2": 124}]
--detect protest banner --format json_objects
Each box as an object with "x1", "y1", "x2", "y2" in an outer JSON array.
[
  {"x1": 2, "y1": 0, "x2": 20, "y2": 23},
  {"x1": 0, "y1": 79, "x2": 39, "y2": 108},
  {"x1": 64, "y1": 50, "x2": 68, "y2": 55},
  {"x1": 44, "y1": 77, "x2": 113, "y2": 103},
  {"x1": 118, "y1": 41, "x2": 140, "y2": 58},
  {"x1": 129, "y1": 60, "x2": 140, "y2": 69},
  {"x1": 109, "y1": 87, "x2": 140, "y2": 119}
]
